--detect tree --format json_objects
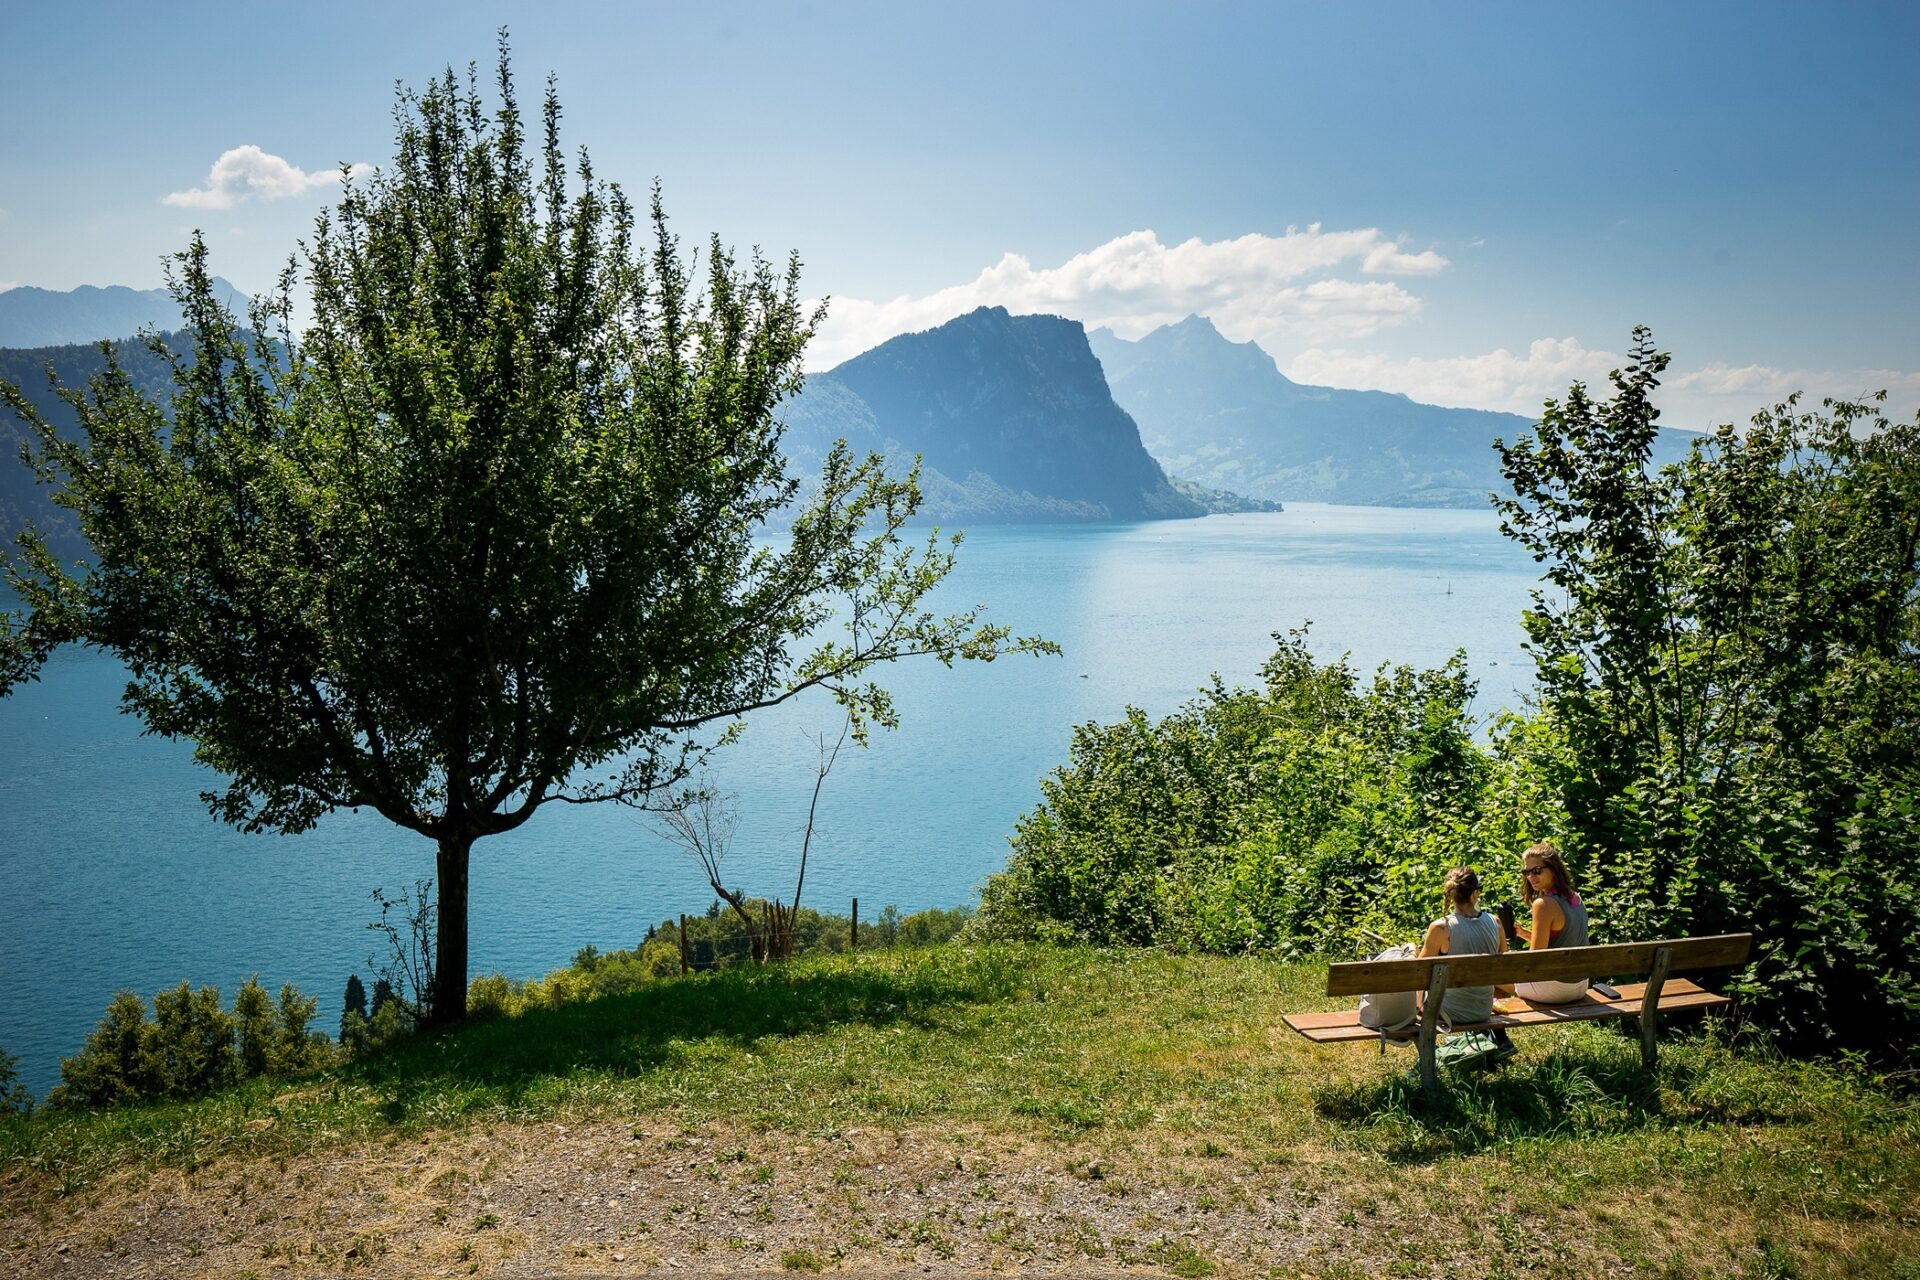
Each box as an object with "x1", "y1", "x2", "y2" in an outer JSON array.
[
  {"x1": 340, "y1": 974, "x2": 368, "y2": 1042},
  {"x1": 0, "y1": 1046, "x2": 33, "y2": 1117},
  {"x1": 975, "y1": 629, "x2": 1486, "y2": 956},
  {"x1": 1495, "y1": 328, "x2": 1920, "y2": 1052},
  {"x1": 0, "y1": 41, "x2": 1048, "y2": 1023},
  {"x1": 653, "y1": 711, "x2": 851, "y2": 963}
]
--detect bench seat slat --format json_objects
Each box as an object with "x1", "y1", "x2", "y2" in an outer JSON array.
[
  {"x1": 1281, "y1": 977, "x2": 1729, "y2": 1044},
  {"x1": 1325, "y1": 933, "x2": 1752, "y2": 995}
]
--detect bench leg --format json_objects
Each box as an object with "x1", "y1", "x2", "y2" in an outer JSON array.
[
  {"x1": 1637, "y1": 946, "x2": 1673, "y2": 1071},
  {"x1": 1418, "y1": 962, "x2": 1450, "y2": 1092}
]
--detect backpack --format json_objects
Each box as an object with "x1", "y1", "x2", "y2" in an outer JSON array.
[{"x1": 1356, "y1": 943, "x2": 1420, "y2": 1034}]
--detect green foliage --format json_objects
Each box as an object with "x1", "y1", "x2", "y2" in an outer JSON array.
[
  {"x1": 980, "y1": 334, "x2": 1917, "y2": 1060},
  {"x1": 7, "y1": 946, "x2": 1914, "y2": 1278},
  {"x1": 0, "y1": 38, "x2": 1048, "y2": 1025},
  {"x1": 1495, "y1": 329, "x2": 1920, "y2": 1055},
  {"x1": 340, "y1": 974, "x2": 368, "y2": 1045},
  {"x1": 366, "y1": 881, "x2": 435, "y2": 1023},
  {"x1": 271, "y1": 984, "x2": 326, "y2": 1075},
  {"x1": 341, "y1": 977, "x2": 418, "y2": 1054},
  {"x1": 976, "y1": 630, "x2": 1499, "y2": 957},
  {"x1": 50, "y1": 979, "x2": 334, "y2": 1109},
  {"x1": 461, "y1": 902, "x2": 973, "y2": 1020},
  {"x1": 0, "y1": 1046, "x2": 32, "y2": 1116},
  {"x1": 233, "y1": 978, "x2": 275, "y2": 1079}
]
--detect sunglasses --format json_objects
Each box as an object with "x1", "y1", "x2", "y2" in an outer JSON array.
[{"x1": 1523, "y1": 866, "x2": 1550, "y2": 878}]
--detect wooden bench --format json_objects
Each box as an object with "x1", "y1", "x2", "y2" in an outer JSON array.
[{"x1": 1282, "y1": 933, "x2": 1754, "y2": 1090}]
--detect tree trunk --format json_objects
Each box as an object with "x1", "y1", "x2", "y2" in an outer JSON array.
[{"x1": 432, "y1": 833, "x2": 473, "y2": 1025}]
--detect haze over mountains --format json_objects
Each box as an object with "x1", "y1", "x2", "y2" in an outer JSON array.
[
  {"x1": 1090, "y1": 315, "x2": 1699, "y2": 508},
  {"x1": 0, "y1": 279, "x2": 252, "y2": 349}
]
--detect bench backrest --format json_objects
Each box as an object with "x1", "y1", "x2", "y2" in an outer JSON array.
[{"x1": 1324, "y1": 933, "x2": 1753, "y2": 996}]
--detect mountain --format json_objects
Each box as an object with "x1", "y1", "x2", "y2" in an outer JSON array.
[
  {"x1": 0, "y1": 279, "x2": 252, "y2": 348},
  {"x1": 783, "y1": 307, "x2": 1269, "y2": 523},
  {"x1": 0, "y1": 334, "x2": 183, "y2": 560},
  {"x1": 1, "y1": 309, "x2": 1282, "y2": 560},
  {"x1": 1088, "y1": 316, "x2": 1699, "y2": 508}
]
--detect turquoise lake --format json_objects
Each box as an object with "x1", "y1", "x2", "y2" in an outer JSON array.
[{"x1": 0, "y1": 504, "x2": 1545, "y2": 1092}]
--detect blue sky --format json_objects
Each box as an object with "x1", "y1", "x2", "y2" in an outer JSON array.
[{"x1": 3, "y1": 1, "x2": 1915, "y2": 428}]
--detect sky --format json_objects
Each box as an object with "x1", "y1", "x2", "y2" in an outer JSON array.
[{"x1": 3, "y1": 0, "x2": 1915, "y2": 430}]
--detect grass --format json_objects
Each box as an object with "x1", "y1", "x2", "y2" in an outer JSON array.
[{"x1": 4, "y1": 943, "x2": 1918, "y2": 1278}]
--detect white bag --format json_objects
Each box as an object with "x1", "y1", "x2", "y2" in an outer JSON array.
[{"x1": 1357, "y1": 942, "x2": 1420, "y2": 1032}]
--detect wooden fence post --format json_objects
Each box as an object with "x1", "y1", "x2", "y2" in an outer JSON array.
[
  {"x1": 678, "y1": 914, "x2": 689, "y2": 976},
  {"x1": 851, "y1": 896, "x2": 859, "y2": 950}
]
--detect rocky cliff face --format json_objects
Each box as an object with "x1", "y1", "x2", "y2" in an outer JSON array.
[{"x1": 784, "y1": 307, "x2": 1210, "y2": 523}]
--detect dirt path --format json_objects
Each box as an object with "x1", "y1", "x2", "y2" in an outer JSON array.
[{"x1": 0, "y1": 1117, "x2": 1467, "y2": 1279}]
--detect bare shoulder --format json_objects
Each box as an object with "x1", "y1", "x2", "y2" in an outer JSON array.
[
  {"x1": 1533, "y1": 894, "x2": 1565, "y2": 923},
  {"x1": 1420, "y1": 919, "x2": 1449, "y2": 955}
]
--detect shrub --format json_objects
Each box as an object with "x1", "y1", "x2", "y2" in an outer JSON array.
[
  {"x1": 976, "y1": 632, "x2": 1494, "y2": 959},
  {"x1": 1495, "y1": 339, "x2": 1920, "y2": 1056},
  {"x1": 340, "y1": 974, "x2": 369, "y2": 1043},
  {"x1": 269, "y1": 984, "x2": 329, "y2": 1074},
  {"x1": 234, "y1": 978, "x2": 276, "y2": 1078},
  {"x1": 0, "y1": 1046, "x2": 33, "y2": 1116},
  {"x1": 52, "y1": 992, "x2": 152, "y2": 1109},
  {"x1": 976, "y1": 347, "x2": 1920, "y2": 1061},
  {"x1": 466, "y1": 973, "x2": 520, "y2": 1020},
  {"x1": 51, "y1": 979, "x2": 331, "y2": 1109}
]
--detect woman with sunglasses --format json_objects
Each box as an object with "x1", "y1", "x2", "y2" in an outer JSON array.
[{"x1": 1502, "y1": 840, "x2": 1591, "y2": 1002}]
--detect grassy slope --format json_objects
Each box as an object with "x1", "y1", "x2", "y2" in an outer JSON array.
[{"x1": 4, "y1": 945, "x2": 1917, "y2": 1278}]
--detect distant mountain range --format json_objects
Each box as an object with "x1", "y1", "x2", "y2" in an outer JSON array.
[
  {"x1": 783, "y1": 306, "x2": 1275, "y2": 523},
  {"x1": 1089, "y1": 315, "x2": 1700, "y2": 507},
  {"x1": 4, "y1": 288, "x2": 1712, "y2": 555},
  {"x1": 0, "y1": 279, "x2": 253, "y2": 349},
  {"x1": 0, "y1": 310, "x2": 1271, "y2": 559}
]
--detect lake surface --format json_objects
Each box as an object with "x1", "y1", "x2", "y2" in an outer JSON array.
[{"x1": 0, "y1": 505, "x2": 1544, "y2": 1093}]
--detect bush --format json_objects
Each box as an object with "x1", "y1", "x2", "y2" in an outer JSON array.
[
  {"x1": 976, "y1": 632, "x2": 1497, "y2": 959},
  {"x1": 1495, "y1": 340, "x2": 1920, "y2": 1056},
  {"x1": 51, "y1": 979, "x2": 333, "y2": 1109},
  {"x1": 0, "y1": 1046, "x2": 33, "y2": 1116},
  {"x1": 456, "y1": 903, "x2": 978, "y2": 1024},
  {"x1": 340, "y1": 974, "x2": 369, "y2": 1043},
  {"x1": 977, "y1": 345, "x2": 1920, "y2": 1062}
]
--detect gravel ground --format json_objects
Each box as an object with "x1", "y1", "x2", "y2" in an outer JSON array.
[{"x1": 0, "y1": 1117, "x2": 1477, "y2": 1279}]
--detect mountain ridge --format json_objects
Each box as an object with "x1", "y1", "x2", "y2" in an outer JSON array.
[
  {"x1": 0, "y1": 279, "x2": 253, "y2": 348},
  {"x1": 784, "y1": 306, "x2": 1271, "y2": 524},
  {"x1": 1088, "y1": 315, "x2": 1699, "y2": 508}
]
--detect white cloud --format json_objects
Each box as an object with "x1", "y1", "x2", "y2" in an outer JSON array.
[
  {"x1": 1288, "y1": 338, "x2": 1619, "y2": 417},
  {"x1": 1362, "y1": 243, "x2": 1447, "y2": 275},
  {"x1": 0, "y1": 281, "x2": 17, "y2": 294},
  {"x1": 811, "y1": 226, "x2": 1446, "y2": 368},
  {"x1": 164, "y1": 146, "x2": 371, "y2": 210},
  {"x1": 1667, "y1": 362, "x2": 1920, "y2": 422},
  {"x1": 1287, "y1": 341, "x2": 1920, "y2": 429}
]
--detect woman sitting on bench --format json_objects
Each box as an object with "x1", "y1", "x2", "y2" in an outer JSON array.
[
  {"x1": 1418, "y1": 866, "x2": 1508, "y2": 1025},
  {"x1": 1497, "y1": 840, "x2": 1592, "y2": 1003}
]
